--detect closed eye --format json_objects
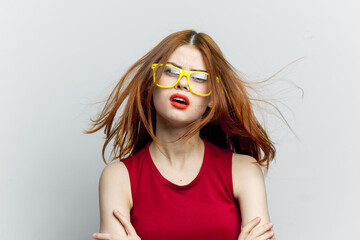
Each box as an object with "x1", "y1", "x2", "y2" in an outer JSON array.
[
  {"x1": 164, "y1": 67, "x2": 180, "y2": 77},
  {"x1": 191, "y1": 73, "x2": 208, "y2": 82}
]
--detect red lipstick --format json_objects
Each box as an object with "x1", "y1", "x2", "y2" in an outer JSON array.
[{"x1": 170, "y1": 93, "x2": 190, "y2": 109}]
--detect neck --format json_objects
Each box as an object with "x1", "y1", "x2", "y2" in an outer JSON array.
[{"x1": 150, "y1": 120, "x2": 204, "y2": 169}]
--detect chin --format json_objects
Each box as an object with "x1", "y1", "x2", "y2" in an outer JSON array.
[{"x1": 156, "y1": 112, "x2": 200, "y2": 129}]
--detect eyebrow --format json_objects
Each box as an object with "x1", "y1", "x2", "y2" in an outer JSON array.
[{"x1": 167, "y1": 61, "x2": 208, "y2": 73}]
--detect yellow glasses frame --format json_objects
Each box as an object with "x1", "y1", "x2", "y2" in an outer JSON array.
[{"x1": 151, "y1": 63, "x2": 219, "y2": 97}]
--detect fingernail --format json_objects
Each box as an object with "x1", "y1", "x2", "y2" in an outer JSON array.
[
  {"x1": 268, "y1": 222, "x2": 273, "y2": 227},
  {"x1": 93, "y1": 233, "x2": 97, "y2": 238},
  {"x1": 114, "y1": 209, "x2": 119, "y2": 213}
]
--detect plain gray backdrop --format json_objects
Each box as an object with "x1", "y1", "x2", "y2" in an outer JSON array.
[{"x1": 1, "y1": 0, "x2": 359, "y2": 239}]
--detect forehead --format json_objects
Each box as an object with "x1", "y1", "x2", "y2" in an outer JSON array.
[{"x1": 168, "y1": 45, "x2": 206, "y2": 70}]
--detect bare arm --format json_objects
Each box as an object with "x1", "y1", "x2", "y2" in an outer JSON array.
[
  {"x1": 232, "y1": 154, "x2": 276, "y2": 240},
  {"x1": 98, "y1": 161, "x2": 133, "y2": 235}
]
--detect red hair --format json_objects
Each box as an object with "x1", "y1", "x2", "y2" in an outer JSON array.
[{"x1": 84, "y1": 30, "x2": 276, "y2": 171}]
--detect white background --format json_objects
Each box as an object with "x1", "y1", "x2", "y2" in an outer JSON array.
[{"x1": 1, "y1": 0, "x2": 359, "y2": 239}]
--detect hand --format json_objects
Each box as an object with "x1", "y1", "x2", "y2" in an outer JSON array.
[
  {"x1": 238, "y1": 217, "x2": 274, "y2": 240},
  {"x1": 93, "y1": 209, "x2": 141, "y2": 240}
]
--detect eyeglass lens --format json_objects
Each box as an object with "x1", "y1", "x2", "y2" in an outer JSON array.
[{"x1": 154, "y1": 65, "x2": 211, "y2": 95}]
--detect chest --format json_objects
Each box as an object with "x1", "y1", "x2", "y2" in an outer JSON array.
[
  {"x1": 154, "y1": 165, "x2": 202, "y2": 186},
  {"x1": 130, "y1": 173, "x2": 242, "y2": 240}
]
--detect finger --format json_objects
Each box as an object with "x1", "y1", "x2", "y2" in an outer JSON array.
[
  {"x1": 255, "y1": 230, "x2": 274, "y2": 240},
  {"x1": 238, "y1": 217, "x2": 261, "y2": 240},
  {"x1": 92, "y1": 232, "x2": 111, "y2": 240},
  {"x1": 249, "y1": 222, "x2": 273, "y2": 238},
  {"x1": 242, "y1": 216, "x2": 261, "y2": 234},
  {"x1": 113, "y1": 209, "x2": 138, "y2": 236}
]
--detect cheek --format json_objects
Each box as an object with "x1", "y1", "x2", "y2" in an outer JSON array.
[
  {"x1": 152, "y1": 88, "x2": 166, "y2": 112},
  {"x1": 190, "y1": 97, "x2": 211, "y2": 115},
  {"x1": 195, "y1": 96, "x2": 211, "y2": 109}
]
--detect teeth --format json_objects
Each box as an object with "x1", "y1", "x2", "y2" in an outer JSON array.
[{"x1": 173, "y1": 97, "x2": 186, "y2": 103}]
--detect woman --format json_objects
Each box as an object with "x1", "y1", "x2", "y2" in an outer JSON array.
[{"x1": 86, "y1": 30, "x2": 276, "y2": 240}]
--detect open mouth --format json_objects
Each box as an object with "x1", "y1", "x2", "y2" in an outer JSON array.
[{"x1": 170, "y1": 93, "x2": 190, "y2": 109}]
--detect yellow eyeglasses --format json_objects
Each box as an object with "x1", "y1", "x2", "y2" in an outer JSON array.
[{"x1": 151, "y1": 63, "x2": 218, "y2": 96}]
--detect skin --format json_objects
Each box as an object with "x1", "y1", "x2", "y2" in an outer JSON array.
[{"x1": 93, "y1": 45, "x2": 276, "y2": 240}]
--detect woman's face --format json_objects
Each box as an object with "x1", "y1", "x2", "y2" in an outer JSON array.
[{"x1": 152, "y1": 45, "x2": 212, "y2": 128}]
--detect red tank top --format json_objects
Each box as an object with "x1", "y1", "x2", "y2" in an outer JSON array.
[{"x1": 121, "y1": 139, "x2": 242, "y2": 240}]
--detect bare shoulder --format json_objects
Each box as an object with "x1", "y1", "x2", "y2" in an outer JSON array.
[
  {"x1": 99, "y1": 161, "x2": 132, "y2": 234},
  {"x1": 231, "y1": 153, "x2": 265, "y2": 200},
  {"x1": 100, "y1": 161, "x2": 130, "y2": 185},
  {"x1": 231, "y1": 153, "x2": 264, "y2": 181},
  {"x1": 99, "y1": 161, "x2": 132, "y2": 207},
  {"x1": 232, "y1": 154, "x2": 274, "y2": 237}
]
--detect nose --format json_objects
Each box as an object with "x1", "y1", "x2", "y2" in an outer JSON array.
[{"x1": 175, "y1": 75, "x2": 189, "y2": 91}]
